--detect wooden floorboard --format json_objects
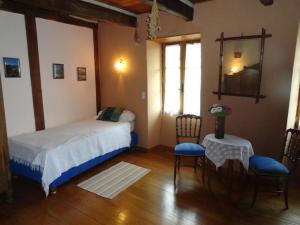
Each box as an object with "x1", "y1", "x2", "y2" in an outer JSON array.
[{"x1": 1, "y1": 147, "x2": 300, "y2": 225}]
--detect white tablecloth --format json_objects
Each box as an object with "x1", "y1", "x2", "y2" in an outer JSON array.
[{"x1": 202, "y1": 134, "x2": 254, "y2": 170}]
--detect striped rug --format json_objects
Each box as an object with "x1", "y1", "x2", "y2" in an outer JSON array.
[{"x1": 78, "y1": 161, "x2": 150, "y2": 199}]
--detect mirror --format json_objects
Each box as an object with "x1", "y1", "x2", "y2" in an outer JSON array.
[
  {"x1": 214, "y1": 29, "x2": 271, "y2": 103},
  {"x1": 223, "y1": 39, "x2": 260, "y2": 95}
]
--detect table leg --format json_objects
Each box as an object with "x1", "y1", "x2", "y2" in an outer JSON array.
[
  {"x1": 227, "y1": 160, "x2": 234, "y2": 199},
  {"x1": 238, "y1": 162, "x2": 248, "y2": 202},
  {"x1": 207, "y1": 160, "x2": 212, "y2": 191}
]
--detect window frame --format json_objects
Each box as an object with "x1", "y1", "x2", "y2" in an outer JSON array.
[{"x1": 162, "y1": 39, "x2": 201, "y2": 115}]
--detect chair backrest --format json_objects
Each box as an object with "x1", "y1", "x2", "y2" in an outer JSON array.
[
  {"x1": 281, "y1": 129, "x2": 300, "y2": 174},
  {"x1": 176, "y1": 114, "x2": 202, "y2": 144}
]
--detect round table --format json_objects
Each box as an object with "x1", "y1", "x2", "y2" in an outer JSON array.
[
  {"x1": 202, "y1": 134, "x2": 254, "y2": 170},
  {"x1": 202, "y1": 134, "x2": 254, "y2": 197}
]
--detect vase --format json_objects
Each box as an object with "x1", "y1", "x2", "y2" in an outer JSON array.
[{"x1": 215, "y1": 116, "x2": 225, "y2": 139}]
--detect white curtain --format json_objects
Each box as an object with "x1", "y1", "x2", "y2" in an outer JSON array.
[
  {"x1": 163, "y1": 42, "x2": 201, "y2": 116},
  {"x1": 163, "y1": 44, "x2": 181, "y2": 115},
  {"x1": 183, "y1": 43, "x2": 201, "y2": 116}
]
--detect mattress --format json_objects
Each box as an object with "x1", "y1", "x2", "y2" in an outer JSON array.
[{"x1": 9, "y1": 119, "x2": 131, "y2": 196}]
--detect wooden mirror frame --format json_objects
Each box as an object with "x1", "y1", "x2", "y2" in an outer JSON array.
[{"x1": 213, "y1": 28, "x2": 272, "y2": 103}]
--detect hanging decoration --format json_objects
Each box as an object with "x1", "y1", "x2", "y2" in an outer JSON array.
[{"x1": 146, "y1": 0, "x2": 160, "y2": 39}]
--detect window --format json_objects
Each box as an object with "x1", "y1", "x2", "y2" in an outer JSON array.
[{"x1": 163, "y1": 41, "x2": 201, "y2": 115}]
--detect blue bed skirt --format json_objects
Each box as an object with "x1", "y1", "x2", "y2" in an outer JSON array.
[{"x1": 10, "y1": 131, "x2": 138, "y2": 190}]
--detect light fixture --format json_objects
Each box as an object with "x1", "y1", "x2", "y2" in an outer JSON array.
[
  {"x1": 234, "y1": 51, "x2": 242, "y2": 58},
  {"x1": 114, "y1": 59, "x2": 125, "y2": 72},
  {"x1": 234, "y1": 40, "x2": 243, "y2": 58},
  {"x1": 231, "y1": 66, "x2": 238, "y2": 74}
]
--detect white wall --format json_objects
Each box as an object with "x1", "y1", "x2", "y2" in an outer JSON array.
[
  {"x1": 0, "y1": 11, "x2": 36, "y2": 137},
  {"x1": 0, "y1": 11, "x2": 97, "y2": 136},
  {"x1": 287, "y1": 22, "x2": 300, "y2": 129},
  {"x1": 36, "y1": 19, "x2": 96, "y2": 128}
]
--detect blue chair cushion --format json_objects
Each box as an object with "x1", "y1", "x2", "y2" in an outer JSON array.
[
  {"x1": 175, "y1": 143, "x2": 205, "y2": 156},
  {"x1": 249, "y1": 155, "x2": 289, "y2": 175}
]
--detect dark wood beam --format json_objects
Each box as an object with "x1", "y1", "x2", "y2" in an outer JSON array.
[
  {"x1": 216, "y1": 33, "x2": 272, "y2": 42},
  {"x1": 260, "y1": 0, "x2": 273, "y2": 6},
  {"x1": 25, "y1": 14, "x2": 45, "y2": 131},
  {"x1": 93, "y1": 27, "x2": 101, "y2": 113},
  {"x1": 143, "y1": 0, "x2": 194, "y2": 21},
  {"x1": 0, "y1": 0, "x2": 97, "y2": 29},
  {"x1": 4, "y1": 0, "x2": 137, "y2": 27},
  {"x1": 0, "y1": 76, "x2": 12, "y2": 202},
  {"x1": 190, "y1": 0, "x2": 212, "y2": 3}
]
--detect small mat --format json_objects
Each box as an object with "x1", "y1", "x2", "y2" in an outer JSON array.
[{"x1": 78, "y1": 161, "x2": 150, "y2": 199}]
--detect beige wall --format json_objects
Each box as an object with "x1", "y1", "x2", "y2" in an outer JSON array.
[
  {"x1": 99, "y1": 21, "x2": 148, "y2": 147},
  {"x1": 99, "y1": 0, "x2": 300, "y2": 156},
  {"x1": 146, "y1": 41, "x2": 162, "y2": 148}
]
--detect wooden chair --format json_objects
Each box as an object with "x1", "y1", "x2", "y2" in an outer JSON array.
[
  {"x1": 249, "y1": 129, "x2": 300, "y2": 209},
  {"x1": 174, "y1": 114, "x2": 205, "y2": 185}
]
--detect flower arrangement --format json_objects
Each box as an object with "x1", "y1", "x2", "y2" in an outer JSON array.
[{"x1": 209, "y1": 104, "x2": 232, "y2": 117}]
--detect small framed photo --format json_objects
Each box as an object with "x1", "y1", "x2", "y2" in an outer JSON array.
[
  {"x1": 77, "y1": 67, "x2": 87, "y2": 81},
  {"x1": 3, "y1": 57, "x2": 21, "y2": 78},
  {"x1": 53, "y1": 63, "x2": 64, "y2": 79}
]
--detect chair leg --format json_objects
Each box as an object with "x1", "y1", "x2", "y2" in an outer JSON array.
[
  {"x1": 284, "y1": 178, "x2": 289, "y2": 209},
  {"x1": 194, "y1": 157, "x2": 198, "y2": 172},
  {"x1": 178, "y1": 156, "x2": 181, "y2": 171},
  {"x1": 174, "y1": 156, "x2": 178, "y2": 185},
  {"x1": 251, "y1": 175, "x2": 259, "y2": 208},
  {"x1": 276, "y1": 177, "x2": 281, "y2": 196},
  {"x1": 201, "y1": 157, "x2": 206, "y2": 184},
  {"x1": 238, "y1": 172, "x2": 249, "y2": 203}
]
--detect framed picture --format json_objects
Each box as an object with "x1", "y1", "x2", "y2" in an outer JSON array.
[
  {"x1": 77, "y1": 67, "x2": 87, "y2": 81},
  {"x1": 3, "y1": 57, "x2": 21, "y2": 78},
  {"x1": 53, "y1": 63, "x2": 64, "y2": 79}
]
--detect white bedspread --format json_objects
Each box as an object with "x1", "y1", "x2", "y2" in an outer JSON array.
[{"x1": 9, "y1": 119, "x2": 131, "y2": 196}]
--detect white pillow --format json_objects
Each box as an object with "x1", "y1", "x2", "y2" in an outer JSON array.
[
  {"x1": 97, "y1": 109, "x2": 135, "y2": 122},
  {"x1": 97, "y1": 110, "x2": 103, "y2": 117},
  {"x1": 119, "y1": 110, "x2": 135, "y2": 122}
]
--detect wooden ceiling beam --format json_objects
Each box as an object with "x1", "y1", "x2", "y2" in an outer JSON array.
[
  {"x1": 1, "y1": 0, "x2": 137, "y2": 27},
  {"x1": 142, "y1": 0, "x2": 194, "y2": 21},
  {"x1": 189, "y1": 0, "x2": 212, "y2": 3},
  {"x1": 259, "y1": 0, "x2": 273, "y2": 6},
  {"x1": 0, "y1": 1, "x2": 97, "y2": 28}
]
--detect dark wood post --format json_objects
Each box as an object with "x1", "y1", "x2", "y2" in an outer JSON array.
[
  {"x1": 256, "y1": 28, "x2": 266, "y2": 103},
  {"x1": 25, "y1": 13, "x2": 45, "y2": 130},
  {"x1": 0, "y1": 76, "x2": 12, "y2": 202},
  {"x1": 218, "y1": 32, "x2": 224, "y2": 100},
  {"x1": 93, "y1": 26, "x2": 101, "y2": 113}
]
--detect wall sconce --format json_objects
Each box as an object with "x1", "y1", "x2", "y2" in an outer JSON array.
[
  {"x1": 231, "y1": 66, "x2": 238, "y2": 74},
  {"x1": 114, "y1": 59, "x2": 125, "y2": 72}
]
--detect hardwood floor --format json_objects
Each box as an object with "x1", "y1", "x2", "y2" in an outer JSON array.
[{"x1": 1, "y1": 147, "x2": 300, "y2": 225}]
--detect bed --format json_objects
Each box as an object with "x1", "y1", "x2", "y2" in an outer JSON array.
[{"x1": 8, "y1": 118, "x2": 138, "y2": 196}]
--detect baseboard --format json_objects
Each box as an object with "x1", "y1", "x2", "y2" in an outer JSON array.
[
  {"x1": 149, "y1": 145, "x2": 173, "y2": 151},
  {"x1": 132, "y1": 146, "x2": 148, "y2": 152}
]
